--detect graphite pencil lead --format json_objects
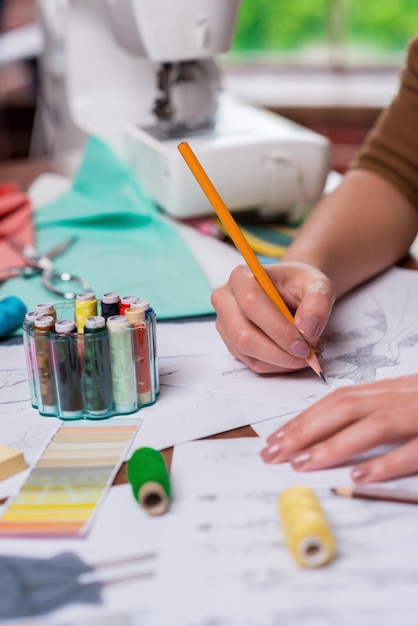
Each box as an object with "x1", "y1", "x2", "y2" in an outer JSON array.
[
  {"x1": 331, "y1": 487, "x2": 353, "y2": 497},
  {"x1": 305, "y1": 352, "x2": 326, "y2": 382}
]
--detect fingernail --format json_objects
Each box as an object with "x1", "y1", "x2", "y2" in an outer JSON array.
[
  {"x1": 298, "y1": 315, "x2": 321, "y2": 341},
  {"x1": 291, "y1": 451, "x2": 311, "y2": 468},
  {"x1": 274, "y1": 428, "x2": 285, "y2": 440},
  {"x1": 261, "y1": 443, "x2": 281, "y2": 463},
  {"x1": 351, "y1": 467, "x2": 369, "y2": 482},
  {"x1": 290, "y1": 339, "x2": 310, "y2": 358},
  {"x1": 267, "y1": 428, "x2": 286, "y2": 445}
]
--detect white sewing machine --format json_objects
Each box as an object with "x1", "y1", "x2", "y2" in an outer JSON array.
[{"x1": 37, "y1": 0, "x2": 331, "y2": 221}]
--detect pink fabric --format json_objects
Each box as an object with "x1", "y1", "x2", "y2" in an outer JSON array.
[{"x1": 0, "y1": 183, "x2": 35, "y2": 269}]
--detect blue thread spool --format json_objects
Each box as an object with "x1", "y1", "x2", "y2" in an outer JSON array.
[{"x1": 0, "y1": 297, "x2": 27, "y2": 338}]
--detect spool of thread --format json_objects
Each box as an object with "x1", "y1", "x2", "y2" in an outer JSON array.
[
  {"x1": 278, "y1": 485, "x2": 336, "y2": 568},
  {"x1": 131, "y1": 299, "x2": 159, "y2": 396},
  {"x1": 35, "y1": 302, "x2": 57, "y2": 320},
  {"x1": 101, "y1": 292, "x2": 120, "y2": 320},
  {"x1": 24, "y1": 310, "x2": 42, "y2": 326},
  {"x1": 33, "y1": 315, "x2": 56, "y2": 415},
  {"x1": 125, "y1": 306, "x2": 153, "y2": 406},
  {"x1": 75, "y1": 292, "x2": 98, "y2": 333},
  {"x1": 23, "y1": 310, "x2": 42, "y2": 408},
  {"x1": 119, "y1": 295, "x2": 139, "y2": 315},
  {"x1": 107, "y1": 315, "x2": 136, "y2": 413},
  {"x1": 0, "y1": 296, "x2": 27, "y2": 338},
  {"x1": 52, "y1": 319, "x2": 83, "y2": 418},
  {"x1": 127, "y1": 447, "x2": 171, "y2": 515},
  {"x1": 83, "y1": 315, "x2": 112, "y2": 416}
]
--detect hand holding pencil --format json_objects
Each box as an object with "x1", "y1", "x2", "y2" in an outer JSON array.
[{"x1": 178, "y1": 141, "x2": 328, "y2": 380}]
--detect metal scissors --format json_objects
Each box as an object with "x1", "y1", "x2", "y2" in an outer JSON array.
[{"x1": 0, "y1": 237, "x2": 92, "y2": 300}]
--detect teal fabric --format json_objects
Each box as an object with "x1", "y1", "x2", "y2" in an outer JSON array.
[{"x1": 0, "y1": 138, "x2": 214, "y2": 322}]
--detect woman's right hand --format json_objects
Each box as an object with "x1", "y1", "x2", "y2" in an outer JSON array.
[{"x1": 211, "y1": 261, "x2": 336, "y2": 374}]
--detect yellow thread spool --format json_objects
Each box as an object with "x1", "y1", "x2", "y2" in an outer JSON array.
[
  {"x1": 278, "y1": 485, "x2": 336, "y2": 568},
  {"x1": 75, "y1": 293, "x2": 98, "y2": 333}
]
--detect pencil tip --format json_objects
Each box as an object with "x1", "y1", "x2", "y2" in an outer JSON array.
[
  {"x1": 305, "y1": 353, "x2": 325, "y2": 382},
  {"x1": 331, "y1": 486, "x2": 353, "y2": 498}
]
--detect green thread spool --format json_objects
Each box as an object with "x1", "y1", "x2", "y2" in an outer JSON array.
[
  {"x1": 53, "y1": 319, "x2": 83, "y2": 418},
  {"x1": 128, "y1": 447, "x2": 171, "y2": 516},
  {"x1": 83, "y1": 315, "x2": 112, "y2": 416}
]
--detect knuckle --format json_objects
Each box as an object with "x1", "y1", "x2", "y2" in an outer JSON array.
[
  {"x1": 284, "y1": 418, "x2": 308, "y2": 442},
  {"x1": 240, "y1": 288, "x2": 260, "y2": 312},
  {"x1": 368, "y1": 411, "x2": 395, "y2": 438},
  {"x1": 310, "y1": 279, "x2": 335, "y2": 301},
  {"x1": 231, "y1": 264, "x2": 249, "y2": 281},
  {"x1": 210, "y1": 288, "x2": 221, "y2": 310},
  {"x1": 328, "y1": 386, "x2": 359, "y2": 413},
  {"x1": 312, "y1": 440, "x2": 338, "y2": 465},
  {"x1": 232, "y1": 326, "x2": 254, "y2": 354},
  {"x1": 249, "y1": 359, "x2": 272, "y2": 374}
]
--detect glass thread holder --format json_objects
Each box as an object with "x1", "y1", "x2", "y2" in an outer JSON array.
[{"x1": 23, "y1": 301, "x2": 158, "y2": 420}]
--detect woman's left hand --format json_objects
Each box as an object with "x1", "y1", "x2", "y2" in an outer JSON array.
[{"x1": 260, "y1": 374, "x2": 418, "y2": 482}]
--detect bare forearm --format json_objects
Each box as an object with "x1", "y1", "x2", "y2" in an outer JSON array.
[{"x1": 283, "y1": 169, "x2": 418, "y2": 297}]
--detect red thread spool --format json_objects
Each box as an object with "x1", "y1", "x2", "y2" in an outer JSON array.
[
  {"x1": 125, "y1": 306, "x2": 152, "y2": 406},
  {"x1": 119, "y1": 295, "x2": 139, "y2": 316}
]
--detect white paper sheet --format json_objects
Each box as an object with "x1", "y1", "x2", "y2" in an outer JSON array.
[
  {"x1": 149, "y1": 437, "x2": 418, "y2": 625},
  {"x1": 129, "y1": 321, "x2": 297, "y2": 451},
  {"x1": 132, "y1": 266, "x2": 418, "y2": 450}
]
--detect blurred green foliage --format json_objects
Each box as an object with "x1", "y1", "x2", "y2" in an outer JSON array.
[{"x1": 232, "y1": 0, "x2": 418, "y2": 54}]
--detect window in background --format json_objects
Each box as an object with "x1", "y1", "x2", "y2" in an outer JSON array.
[
  {"x1": 228, "y1": 0, "x2": 418, "y2": 70},
  {"x1": 222, "y1": 1, "x2": 418, "y2": 174}
]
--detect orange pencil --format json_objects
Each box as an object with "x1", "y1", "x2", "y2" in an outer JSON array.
[{"x1": 178, "y1": 141, "x2": 325, "y2": 382}]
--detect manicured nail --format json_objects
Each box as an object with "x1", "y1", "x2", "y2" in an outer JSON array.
[
  {"x1": 290, "y1": 339, "x2": 310, "y2": 358},
  {"x1": 291, "y1": 452, "x2": 311, "y2": 468},
  {"x1": 274, "y1": 428, "x2": 285, "y2": 440},
  {"x1": 267, "y1": 428, "x2": 286, "y2": 445},
  {"x1": 298, "y1": 315, "x2": 321, "y2": 341},
  {"x1": 261, "y1": 443, "x2": 281, "y2": 463},
  {"x1": 351, "y1": 467, "x2": 369, "y2": 482}
]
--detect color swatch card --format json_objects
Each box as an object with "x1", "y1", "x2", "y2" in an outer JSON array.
[{"x1": 0, "y1": 418, "x2": 141, "y2": 537}]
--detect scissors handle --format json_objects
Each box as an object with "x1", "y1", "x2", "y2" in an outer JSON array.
[
  {"x1": 42, "y1": 271, "x2": 92, "y2": 300},
  {"x1": 0, "y1": 266, "x2": 38, "y2": 282}
]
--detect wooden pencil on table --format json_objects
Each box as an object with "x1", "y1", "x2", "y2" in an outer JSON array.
[
  {"x1": 331, "y1": 485, "x2": 418, "y2": 505},
  {"x1": 177, "y1": 141, "x2": 325, "y2": 382}
]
